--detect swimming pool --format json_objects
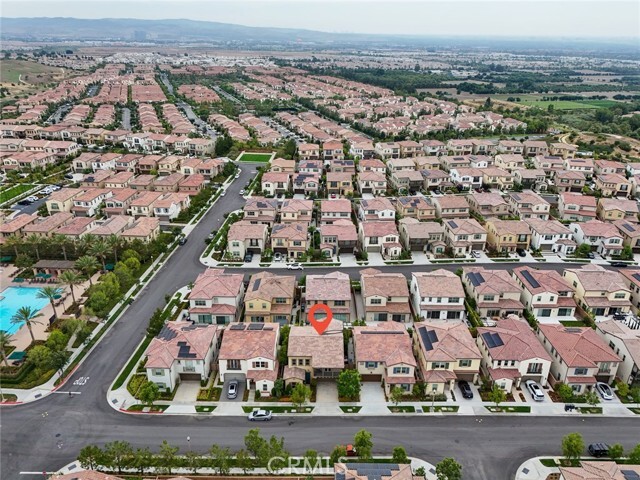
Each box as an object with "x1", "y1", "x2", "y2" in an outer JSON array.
[{"x1": 0, "y1": 287, "x2": 50, "y2": 335}]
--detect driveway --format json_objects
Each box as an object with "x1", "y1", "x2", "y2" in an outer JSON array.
[
  {"x1": 359, "y1": 381, "x2": 388, "y2": 414},
  {"x1": 315, "y1": 382, "x2": 338, "y2": 403},
  {"x1": 172, "y1": 381, "x2": 201, "y2": 403},
  {"x1": 219, "y1": 378, "x2": 245, "y2": 402}
]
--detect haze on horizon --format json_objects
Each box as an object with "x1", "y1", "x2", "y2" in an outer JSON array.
[{"x1": 2, "y1": 0, "x2": 639, "y2": 39}]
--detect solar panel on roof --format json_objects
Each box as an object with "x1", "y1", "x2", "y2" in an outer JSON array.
[
  {"x1": 633, "y1": 273, "x2": 640, "y2": 282},
  {"x1": 521, "y1": 270, "x2": 540, "y2": 289},
  {"x1": 482, "y1": 332, "x2": 497, "y2": 348},
  {"x1": 419, "y1": 327, "x2": 433, "y2": 351},
  {"x1": 427, "y1": 329, "x2": 439, "y2": 344},
  {"x1": 512, "y1": 194, "x2": 521, "y2": 200},
  {"x1": 468, "y1": 272, "x2": 485, "y2": 287},
  {"x1": 449, "y1": 221, "x2": 458, "y2": 229},
  {"x1": 253, "y1": 278, "x2": 261, "y2": 291},
  {"x1": 623, "y1": 223, "x2": 635, "y2": 232},
  {"x1": 621, "y1": 471, "x2": 640, "y2": 480},
  {"x1": 491, "y1": 333, "x2": 504, "y2": 347},
  {"x1": 248, "y1": 323, "x2": 264, "y2": 330},
  {"x1": 229, "y1": 324, "x2": 245, "y2": 330},
  {"x1": 157, "y1": 325, "x2": 177, "y2": 341}
]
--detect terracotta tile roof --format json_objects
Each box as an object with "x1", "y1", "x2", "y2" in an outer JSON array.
[
  {"x1": 47, "y1": 187, "x2": 84, "y2": 202},
  {"x1": 469, "y1": 192, "x2": 507, "y2": 207},
  {"x1": 560, "y1": 461, "x2": 640, "y2": 480},
  {"x1": 91, "y1": 215, "x2": 134, "y2": 236},
  {"x1": 413, "y1": 269, "x2": 464, "y2": 298},
  {"x1": 145, "y1": 321, "x2": 218, "y2": 369},
  {"x1": 415, "y1": 321, "x2": 481, "y2": 362},
  {"x1": 360, "y1": 269, "x2": 409, "y2": 298},
  {"x1": 353, "y1": 322, "x2": 416, "y2": 367},
  {"x1": 564, "y1": 264, "x2": 630, "y2": 292},
  {"x1": 487, "y1": 219, "x2": 531, "y2": 236},
  {"x1": 283, "y1": 365, "x2": 306, "y2": 381},
  {"x1": 464, "y1": 267, "x2": 521, "y2": 295},
  {"x1": 399, "y1": 217, "x2": 444, "y2": 238},
  {"x1": 280, "y1": 198, "x2": 313, "y2": 213},
  {"x1": 435, "y1": 195, "x2": 469, "y2": 209},
  {"x1": 319, "y1": 219, "x2": 358, "y2": 241},
  {"x1": 121, "y1": 217, "x2": 159, "y2": 238},
  {"x1": 218, "y1": 323, "x2": 279, "y2": 361},
  {"x1": 189, "y1": 268, "x2": 244, "y2": 300},
  {"x1": 477, "y1": 316, "x2": 551, "y2": 362},
  {"x1": 245, "y1": 271, "x2": 295, "y2": 302},
  {"x1": 306, "y1": 271, "x2": 351, "y2": 301},
  {"x1": 228, "y1": 221, "x2": 268, "y2": 241},
  {"x1": 361, "y1": 220, "x2": 398, "y2": 237},
  {"x1": 334, "y1": 463, "x2": 421, "y2": 480},
  {"x1": 22, "y1": 212, "x2": 73, "y2": 234},
  {"x1": 288, "y1": 322, "x2": 344, "y2": 369},
  {"x1": 539, "y1": 324, "x2": 621, "y2": 367},
  {"x1": 524, "y1": 218, "x2": 572, "y2": 235},
  {"x1": 271, "y1": 222, "x2": 307, "y2": 240},
  {"x1": 560, "y1": 192, "x2": 597, "y2": 208},
  {"x1": 596, "y1": 320, "x2": 640, "y2": 369},
  {"x1": 321, "y1": 199, "x2": 352, "y2": 213},
  {"x1": 513, "y1": 267, "x2": 575, "y2": 296},
  {"x1": 360, "y1": 197, "x2": 394, "y2": 211},
  {"x1": 446, "y1": 217, "x2": 485, "y2": 235}
]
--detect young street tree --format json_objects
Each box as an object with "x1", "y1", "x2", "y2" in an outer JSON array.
[
  {"x1": 354, "y1": 429, "x2": 374, "y2": 460},
  {"x1": 78, "y1": 445, "x2": 103, "y2": 470},
  {"x1": 330, "y1": 445, "x2": 348, "y2": 465},
  {"x1": 158, "y1": 440, "x2": 179, "y2": 475},
  {"x1": 392, "y1": 446, "x2": 409, "y2": 464},
  {"x1": 436, "y1": 458, "x2": 462, "y2": 480},
  {"x1": 562, "y1": 432, "x2": 585, "y2": 463},
  {"x1": 609, "y1": 444, "x2": 624, "y2": 461},
  {"x1": 488, "y1": 384, "x2": 507, "y2": 408},
  {"x1": 390, "y1": 386, "x2": 405, "y2": 408},
  {"x1": 291, "y1": 382, "x2": 311, "y2": 410},
  {"x1": 138, "y1": 381, "x2": 160, "y2": 407}
]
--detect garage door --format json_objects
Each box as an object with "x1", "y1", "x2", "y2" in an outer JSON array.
[
  {"x1": 361, "y1": 374, "x2": 382, "y2": 382},
  {"x1": 179, "y1": 373, "x2": 201, "y2": 381},
  {"x1": 223, "y1": 373, "x2": 246, "y2": 382}
]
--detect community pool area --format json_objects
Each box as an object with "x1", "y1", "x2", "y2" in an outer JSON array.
[{"x1": 0, "y1": 286, "x2": 49, "y2": 334}]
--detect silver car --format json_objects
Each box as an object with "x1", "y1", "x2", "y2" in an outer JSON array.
[
  {"x1": 525, "y1": 380, "x2": 544, "y2": 402},
  {"x1": 227, "y1": 380, "x2": 238, "y2": 399},
  {"x1": 248, "y1": 409, "x2": 272, "y2": 421},
  {"x1": 596, "y1": 382, "x2": 614, "y2": 400}
]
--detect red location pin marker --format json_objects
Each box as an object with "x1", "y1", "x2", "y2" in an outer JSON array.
[{"x1": 308, "y1": 303, "x2": 333, "y2": 335}]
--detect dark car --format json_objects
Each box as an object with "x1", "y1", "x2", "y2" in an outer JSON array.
[
  {"x1": 516, "y1": 248, "x2": 527, "y2": 257},
  {"x1": 178, "y1": 236, "x2": 187, "y2": 245},
  {"x1": 610, "y1": 261, "x2": 628, "y2": 268},
  {"x1": 64, "y1": 173, "x2": 74, "y2": 179},
  {"x1": 458, "y1": 380, "x2": 473, "y2": 399},
  {"x1": 587, "y1": 252, "x2": 596, "y2": 259},
  {"x1": 588, "y1": 443, "x2": 610, "y2": 458},
  {"x1": 244, "y1": 252, "x2": 253, "y2": 263},
  {"x1": 17, "y1": 199, "x2": 32, "y2": 205}
]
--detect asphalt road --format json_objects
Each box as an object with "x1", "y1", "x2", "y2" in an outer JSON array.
[
  {"x1": 1, "y1": 165, "x2": 639, "y2": 480},
  {"x1": 120, "y1": 107, "x2": 131, "y2": 130}
]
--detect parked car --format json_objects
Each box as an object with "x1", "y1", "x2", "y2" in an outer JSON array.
[
  {"x1": 273, "y1": 252, "x2": 282, "y2": 262},
  {"x1": 227, "y1": 380, "x2": 238, "y2": 399},
  {"x1": 610, "y1": 261, "x2": 628, "y2": 268},
  {"x1": 239, "y1": 189, "x2": 245, "y2": 195},
  {"x1": 64, "y1": 173, "x2": 74, "y2": 179},
  {"x1": 17, "y1": 199, "x2": 32, "y2": 205},
  {"x1": 587, "y1": 252, "x2": 595, "y2": 259},
  {"x1": 516, "y1": 248, "x2": 527, "y2": 258},
  {"x1": 286, "y1": 262, "x2": 304, "y2": 270},
  {"x1": 595, "y1": 382, "x2": 614, "y2": 400},
  {"x1": 471, "y1": 251, "x2": 481, "y2": 258},
  {"x1": 208, "y1": 233, "x2": 215, "y2": 240},
  {"x1": 244, "y1": 252, "x2": 253, "y2": 263},
  {"x1": 247, "y1": 409, "x2": 272, "y2": 421},
  {"x1": 588, "y1": 443, "x2": 610, "y2": 457},
  {"x1": 220, "y1": 190, "x2": 226, "y2": 196},
  {"x1": 525, "y1": 380, "x2": 545, "y2": 402},
  {"x1": 458, "y1": 380, "x2": 473, "y2": 399},
  {"x1": 178, "y1": 236, "x2": 187, "y2": 245}
]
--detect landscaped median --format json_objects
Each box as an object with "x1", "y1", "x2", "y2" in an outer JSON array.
[
  {"x1": 242, "y1": 405, "x2": 314, "y2": 414},
  {"x1": 485, "y1": 405, "x2": 531, "y2": 413}
]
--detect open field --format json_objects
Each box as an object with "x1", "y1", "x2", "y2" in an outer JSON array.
[
  {"x1": 0, "y1": 59, "x2": 66, "y2": 85},
  {"x1": 517, "y1": 99, "x2": 620, "y2": 110},
  {"x1": 236, "y1": 151, "x2": 273, "y2": 162}
]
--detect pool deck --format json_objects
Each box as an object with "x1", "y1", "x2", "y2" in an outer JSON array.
[{"x1": 1, "y1": 265, "x2": 95, "y2": 353}]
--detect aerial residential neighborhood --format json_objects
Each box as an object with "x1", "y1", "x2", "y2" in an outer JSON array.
[{"x1": 1, "y1": 2, "x2": 639, "y2": 480}]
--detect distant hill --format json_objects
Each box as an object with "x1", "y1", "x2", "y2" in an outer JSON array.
[{"x1": 1, "y1": 17, "x2": 637, "y2": 54}]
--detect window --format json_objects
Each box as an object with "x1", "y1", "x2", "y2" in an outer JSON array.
[
  {"x1": 614, "y1": 293, "x2": 626, "y2": 299},
  {"x1": 194, "y1": 300, "x2": 206, "y2": 306},
  {"x1": 305, "y1": 359, "x2": 310, "y2": 366},
  {"x1": 449, "y1": 297, "x2": 460, "y2": 303},
  {"x1": 370, "y1": 236, "x2": 379, "y2": 245},
  {"x1": 527, "y1": 363, "x2": 542, "y2": 374},
  {"x1": 153, "y1": 369, "x2": 164, "y2": 376},
  {"x1": 334, "y1": 300, "x2": 346, "y2": 306},
  {"x1": 432, "y1": 362, "x2": 449, "y2": 369},
  {"x1": 483, "y1": 295, "x2": 495, "y2": 301},
  {"x1": 275, "y1": 297, "x2": 287, "y2": 304},
  {"x1": 365, "y1": 361, "x2": 378, "y2": 368},
  {"x1": 262, "y1": 383, "x2": 268, "y2": 391},
  {"x1": 574, "y1": 368, "x2": 588, "y2": 376},
  {"x1": 458, "y1": 359, "x2": 472, "y2": 367},
  {"x1": 393, "y1": 366, "x2": 410, "y2": 374},
  {"x1": 252, "y1": 361, "x2": 268, "y2": 369},
  {"x1": 371, "y1": 298, "x2": 382, "y2": 305}
]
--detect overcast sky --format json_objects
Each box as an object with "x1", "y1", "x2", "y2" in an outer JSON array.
[{"x1": 3, "y1": 1, "x2": 639, "y2": 38}]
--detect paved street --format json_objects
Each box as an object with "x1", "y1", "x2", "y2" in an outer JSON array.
[{"x1": 1, "y1": 164, "x2": 639, "y2": 480}]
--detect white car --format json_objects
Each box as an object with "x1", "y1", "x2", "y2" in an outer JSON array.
[
  {"x1": 596, "y1": 382, "x2": 614, "y2": 400},
  {"x1": 247, "y1": 409, "x2": 272, "y2": 421},
  {"x1": 220, "y1": 190, "x2": 226, "y2": 196},
  {"x1": 525, "y1": 380, "x2": 545, "y2": 402},
  {"x1": 239, "y1": 189, "x2": 245, "y2": 195},
  {"x1": 286, "y1": 262, "x2": 304, "y2": 270}
]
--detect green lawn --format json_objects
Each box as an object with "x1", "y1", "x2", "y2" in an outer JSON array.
[
  {"x1": 340, "y1": 406, "x2": 362, "y2": 413},
  {"x1": 388, "y1": 406, "x2": 416, "y2": 413},
  {"x1": 579, "y1": 406, "x2": 603, "y2": 414},
  {"x1": 195, "y1": 405, "x2": 216, "y2": 413},
  {"x1": 539, "y1": 459, "x2": 558, "y2": 468},
  {"x1": 517, "y1": 99, "x2": 619, "y2": 110},
  {"x1": 127, "y1": 404, "x2": 168, "y2": 412},
  {"x1": 242, "y1": 406, "x2": 314, "y2": 413},
  {"x1": 0, "y1": 184, "x2": 34, "y2": 204},
  {"x1": 236, "y1": 152, "x2": 273, "y2": 162},
  {"x1": 424, "y1": 405, "x2": 460, "y2": 413},
  {"x1": 485, "y1": 405, "x2": 531, "y2": 413},
  {"x1": 629, "y1": 408, "x2": 640, "y2": 415},
  {"x1": 559, "y1": 320, "x2": 589, "y2": 327}
]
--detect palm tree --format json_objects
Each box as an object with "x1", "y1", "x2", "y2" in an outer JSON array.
[
  {"x1": 37, "y1": 286, "x2": 64, "y2": 320},
  {"x1": 107, "y1": 234, "x2": 122, "y2": 264},
  {"x1": 75, "y1": 255, "x2": 100, "y2": 286},
  {"x1": 10, "y1": 306, "x2": 44, "y2": 344},
  {"x1": 25, "y1": 234, "x2": 42, "y2": 260},
  {"x1": 4, "y1": 235, "x2": 23, "y2": 258},
  {"x1": 76, "y1": 233, "x2": 97, "y2": 256},
  {"x1": 51, "y1": 234, "x2": 69, "y2": 261},
  {"x1": 58, "y1": 270, "x2": 83, "y2": 304},
  {"x1": 89, "y1": 238, "x2": 110, "y2": 271},
  {"x1": 0, "y1": 331, "x2": 14, "y2": 367}
]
